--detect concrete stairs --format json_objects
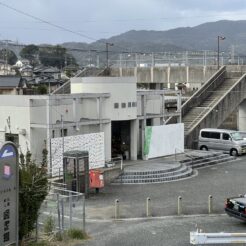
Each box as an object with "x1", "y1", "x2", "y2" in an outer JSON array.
[
  {"x1": 114, "y1": 162, "x2": 192, "y2": 184},
  {"x1": 182, "y1": 77, "x2": 239, "y2": 133},
  {"x1": 180, "y1": 152, "x2": 235, "y2": 168},
  {"x1": 178, "y1": 66, "x2": 246, "y2": 148},
  {"x1": 114, "y1": 152, "x2": 235, "y2": 184}
]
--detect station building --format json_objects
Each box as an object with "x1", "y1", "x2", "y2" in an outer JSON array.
[{"x1": 0, "y1": 76, "x2": 181, "y2": 172}]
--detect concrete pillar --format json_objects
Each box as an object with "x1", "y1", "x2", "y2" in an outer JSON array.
[
  {"x1": 151, "y1": 67, "x2": 154, "y2": 83},
  {"x1": 97, "y1": 97, "x2": 102, "y2": 131},
  {"x1": 46, "y1": 96, "x2": 52, "y2": 172},
  {"x1": 167, "y1": 66, "x2": 171, "y2": 89},
  {"x1": 130, "y1": 119, "x2": 138, "y2": 160},
  {"x1": 141, "y1": 95, "x2": 147, "y2": 160},
  {"x1": 176, "y1": 91, "x2": 182, "y2": 123},
  {"x1": 155, "y1": 83, "x2": 161, "y2": 90},
  {"x1": 103, "y1": 122, "x2": 111, "y2": 161},
  {"x1": 72, "y1": 98, "x2": 78, "y2": 122},
  {"x1": 134, "y1": 67, "x2": 137, "y2": 78},
  {"x1": 238, "y1": 99, "x2": 246, "y2": 130},
  {"x1": 141, "y1": 119, "x2": 147, "y2": 160}
]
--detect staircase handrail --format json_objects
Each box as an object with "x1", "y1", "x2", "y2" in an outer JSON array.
[
  {"x1": 187, "y1": 72, "x2": 246, "y2": 135},
  {"x1": 186, "y1": 97, "x2": 219, "y2": 130},
  {"x1": 51, "y1": 79, "x2": 71, "y2": 94},
  {"x1": 182, "y1": 66, "x2": 226, "y2": 116}
]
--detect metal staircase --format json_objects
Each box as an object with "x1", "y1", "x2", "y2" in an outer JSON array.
[{"x1": 176, "y1": 66, "x2": 246, "y2": 148}]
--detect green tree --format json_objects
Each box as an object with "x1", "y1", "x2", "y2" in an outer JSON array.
[
  {"x1": 37, "y1": 84, "x2": 48, "y2": 95},
  {"x1": 39, "y1": 45, "x2": 77, "y2": 68},
  {"x1": 19, "y1": 44, "x2": 39, "y2": 65},
  {"x1": 0, "y1": 49, "x2": 18, "y2": 65},
  {"x1": 19, "y1": 151, "x2": 48, "y2": 242}
]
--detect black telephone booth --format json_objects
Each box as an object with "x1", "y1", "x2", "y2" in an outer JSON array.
[{"x1": 63, "y1": 150, "x2": 89, "y2": 196}]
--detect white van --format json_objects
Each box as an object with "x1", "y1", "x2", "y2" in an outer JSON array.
[{"x1": 198, "y1": 128, "x2": 246, "y2": 156}]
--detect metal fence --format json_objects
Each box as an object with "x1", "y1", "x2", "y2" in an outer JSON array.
[
  {"x1": 109, "y1": 51, "x2": 244, "y2": 68},
  {"x1": 38, "y1": 184, "x2": 85, "y2": 235}
]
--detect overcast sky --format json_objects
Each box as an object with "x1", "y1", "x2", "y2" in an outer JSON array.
[{"x1": 0, "y1": 0, "x2": 246, "y2": 44}]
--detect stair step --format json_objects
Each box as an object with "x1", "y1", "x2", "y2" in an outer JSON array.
[
  {"x1": 118, "y1": 165, "x2": 189, "y2": 180},
  {"x1": 114, "y1": 168, "x2": 193, "y2": 184}
]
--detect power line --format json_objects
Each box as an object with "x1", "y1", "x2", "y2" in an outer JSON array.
[
  {"x1": 0, "y1": 1, "x2": 97, "y2": 42},
  {"x1": 0, "y1": 1, "x2": 132, "y2": 53}
]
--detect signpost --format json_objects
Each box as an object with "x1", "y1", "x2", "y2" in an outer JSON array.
[{"x1": 0, "y1": 142, "x2": 19, "y2": 246}]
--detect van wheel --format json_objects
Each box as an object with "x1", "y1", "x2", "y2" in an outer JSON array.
[
  {"x1": 230, "y1": 149, "x2": 238, "y2": 156},
  {"x1": 200, "y1": 146, "x2": 208, "y2": 151}
]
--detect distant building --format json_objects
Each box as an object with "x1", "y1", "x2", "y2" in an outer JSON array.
[
  {"x1": 15, "y1": 59, "x2": 30, "y2": 68},
  {"x1": 0, "y1": 76, "x2": 27, "y2": 95}
]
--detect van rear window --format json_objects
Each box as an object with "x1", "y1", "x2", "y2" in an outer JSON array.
[{"x1": 201, "y1": 131, "x2": 220, "y2": 139}]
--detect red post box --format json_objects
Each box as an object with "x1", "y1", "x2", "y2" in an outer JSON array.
[{"x1": 89, "y1": 169, "x2": 104, "y2": 193}]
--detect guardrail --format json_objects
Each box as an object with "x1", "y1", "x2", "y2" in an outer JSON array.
[{"x1": 190, "y1": 230, "x2": 246, "y2": 244}]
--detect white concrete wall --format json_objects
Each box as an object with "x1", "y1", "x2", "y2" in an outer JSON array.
[
  {"x1": 0, "y1": 95, "x2": 31, "y2": 154},
  {"x1": 71, "y1": 77, "x2": 137, "y2": 121},
  {"x1": 238, "y1": 99, "x2": 246, "y2": 130}
]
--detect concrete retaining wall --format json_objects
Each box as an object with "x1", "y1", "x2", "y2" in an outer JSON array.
[{"x1": 111, "y1": 66, "x2": 218, "y2": 89}]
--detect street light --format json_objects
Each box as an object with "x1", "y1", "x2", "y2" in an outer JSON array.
[
  {"x1": 106, "y1": 42, "x2": 114, "y2": 69},
  {"x1": 217, "y1": 36, "x2": 226, "y2": 69}
]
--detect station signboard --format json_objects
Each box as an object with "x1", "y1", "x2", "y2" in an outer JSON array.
[{"x1": 0, "y1": 142, "x2": 19, "y2": 245}]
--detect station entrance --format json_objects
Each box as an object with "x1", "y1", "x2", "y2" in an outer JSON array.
[{"x1": 111, "y1": 120, "x2": 131, "y2": 160}]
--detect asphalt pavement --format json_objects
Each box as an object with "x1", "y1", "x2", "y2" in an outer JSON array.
[
  {"x1": 85, "y1": 155, "x2": 246, "y2": 220},
  {"x1": 82, "y1": 215, "x2": 246, "y2": 246}
]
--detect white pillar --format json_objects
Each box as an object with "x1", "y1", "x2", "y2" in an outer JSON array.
[
  {"x1": 238, "y1": 99, "x2": 246, "y2": 130},
  {"x1": 103, "y1": 123, "x2": 111, "y2": 161},
  {"x1": 130, "y1": 119, "x2": 138, "y2": 160}
]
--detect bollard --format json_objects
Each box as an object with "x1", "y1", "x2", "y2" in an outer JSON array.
[
  {"x1": 146, "y1": 197, "x2": 151, "y2": 217},
  {"x1": 208, "y1": 195, "x2": 213, "y2": 214},
  {"x1": 115, "y1": 199, "x2": 120, "y2": 219},
  {"x1": 177, "y1": 196, "x2": 182, "y2": 215}
]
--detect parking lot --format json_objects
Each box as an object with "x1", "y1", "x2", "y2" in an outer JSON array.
[
  {"x1": 85, "y1": 155, "x2": 246, "y2": 220},
  {"x1": 78, "y1": 154, "x2": 246, "y2": 245}
]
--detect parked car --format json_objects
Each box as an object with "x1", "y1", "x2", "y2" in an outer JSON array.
[
  {"x1": 238, "y1": 131, "x2": 246, "y2": 140},
  {"x1": 225, "y1": 195, "x2": 246, "y2": 222},
  {"x1": 198, "y1": 128, "x2": 246, "y2": 156}
]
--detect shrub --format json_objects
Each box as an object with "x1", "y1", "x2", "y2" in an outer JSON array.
[
  {"x1": 43, "y1": 215, "x2": 55, "y2": 235},
  {"x1": 67, "y1": 228, "x2": 88, "y2": 240}
]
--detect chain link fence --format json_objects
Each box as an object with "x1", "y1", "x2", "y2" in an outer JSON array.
[{"x1": 38, "y1": 184, "x2": 85, "y2": 237}]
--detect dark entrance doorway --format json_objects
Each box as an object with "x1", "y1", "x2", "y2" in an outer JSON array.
[{"x1": 112, "y1": 121, "x2": 130, "y2": 160}]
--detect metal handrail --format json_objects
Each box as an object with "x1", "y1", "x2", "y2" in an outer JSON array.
[
  {"x1": 182, "y1": 66, "x2": 226, "y2": 112},
  {"x1": 187, "y1": 72, "x2": 246, "y2": 134},
  {"x1": 186, "y1": 97, "x2": 218, "y2": 130}
]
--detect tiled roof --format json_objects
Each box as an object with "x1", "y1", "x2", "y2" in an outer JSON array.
[{"x1": 0, "y1": 76, "x2": 21, "y2": 88}]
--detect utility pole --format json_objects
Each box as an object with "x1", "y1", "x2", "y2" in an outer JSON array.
[
  {"x1": 217, "y1": 36, "x2": 226, "y2": 70},
  {"x1": 106, "y1": 42, "x2": 113, "y2": 69},
  {"x1": 61, "y1": 115, "x2": 64, "y2": 158}
]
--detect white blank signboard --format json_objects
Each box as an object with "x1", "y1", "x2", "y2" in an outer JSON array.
[{"x1": 146, "y1": 123, "x2": 184, "y2": 159}]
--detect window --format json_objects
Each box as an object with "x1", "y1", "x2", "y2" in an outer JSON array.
[
  {"x1": 60, "y1": 129, "x2": 67, "y2": 137},
  {"x1": 114, "y1": 103, "x2": 119, "y2": 109},
  {"x1": 210, "y1": 132, "x2": 220, "y2": 139},
  {"x1": 121, "y1": 103, "x2": 126, "y2": 108},
  {"x1": 128, "y1": 102, "x2": 131, "y2": 107},
  {"x1": 52, "y1": 130, "x2": 55, "y2": 138},
  {"x1": 201, "y1": 131, "x2": 210, "y2": 138},
  {"x1": 5, "y1": 133, "x2": 19, "y2": 146},
  {"x1": 201, "y1": 131, "x2": 220, "y2": 139},
  {"x1": 223, "y1": 133, "x2": 230, "y2": 140},
  {"x1": 132, "y1": 102, "x2": 137, "y2": 107}
]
